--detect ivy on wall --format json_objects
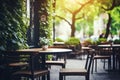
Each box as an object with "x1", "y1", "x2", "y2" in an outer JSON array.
[
  {"x1": 39, "y1": 0, "x2": 53, "y2": 40},
  {"x1": 0, "y1": 0, "x2": 28, "y2": 50},
  {"x1": 39, "y1": 0, "x2": 53, "y2": 46}
]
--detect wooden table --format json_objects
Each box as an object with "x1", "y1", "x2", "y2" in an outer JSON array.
[
  {"x1": 18, "y1": 48, "x2": 72, "y2": 68},
  {"x1": 8, "y1": 48, "x2": 72, "y2": 80},
  {"x1": 98, "y1": 44, "x2": 120, "y2": 70}
]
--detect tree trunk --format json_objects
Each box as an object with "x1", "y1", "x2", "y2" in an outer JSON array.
[
  {"x1": 71, "y1": 14, "x2": 76, "y2": 37},
  {"x1": 33, "y1": 0, "x2": 41, "y2": 47},
  {"x1": 105, "y1": 13, "x2": 112, "y2": 38}
]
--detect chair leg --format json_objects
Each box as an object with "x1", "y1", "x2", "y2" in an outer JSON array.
[
  {"x1": 116, "y1": 57, "x2": 118, "y2": 69},
  {"x1": 95, "y1": 59, "x2": 97, "y2": 72},
  {"x1": 42, "y1": 75, "x2": 46, "y2": 80},
  {"x1": 39, "y1": 77, "x2": 41, "y2": 80},
  {"x1": 85, "y1": 75, "x2": 89, "y2": 80},
  {"x1": 62, "y1": 64, "x2": 65, "y2": 68},
  {"x1": 119, "y1": 60, "x2": 120, "y2": 72},
  {"x1": 103, "y1": 59, "x2": 105, "y2": 69},
  {"x1": 91, "y1": 59, "x2": 94, "y2": 73},
  {"x1": 59, "y1": 74, "x2": 63, "y2": 80},
  {"x1": 108, "y1": 58, "x2": 111, "y2": 70},
  {"x1": 47, "y1": 71, "x2": 50, "y2": 80},
  {"x1": 31, "y1": 76, "x2": 34, "y2": 80}
]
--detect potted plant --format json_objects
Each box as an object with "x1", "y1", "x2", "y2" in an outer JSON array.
[{"x1": 39, "y1": 37, "x2": 50, "y2": 50}]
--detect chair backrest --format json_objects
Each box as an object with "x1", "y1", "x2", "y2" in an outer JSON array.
[
  {"x1": 0, "y1": 52, "x2": 4, "y2": 65},
  {"x1": 100, "y1": 48, "x2": 112, "y2": 55},
  {"x1": 2, "y1": 51, "x2": 31, "y2": 74},
  {"x1": 3, "y1": 51, "x2": 40, "y2": 75},
  {"x1": 3, "y1": 51, "x2": 29, "y2": 65},
  {"x1": 96, "y1": 44, "x2": 112, "y2": 56},
  {"x1": 85, "y1": 52, "x2": 93, "y2": 73}
]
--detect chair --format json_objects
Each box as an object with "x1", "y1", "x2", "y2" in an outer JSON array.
[
  {"x1": 115, "y1": 47, "x2": 120, "y2": 71},
  {"x1": 46, "y1": 46, "x2": 68, "y2": 68},
  {"x1": 91, "y1": 46, "x2": 111, "y2": 73},
  {"x1": 59, "y1": 51, "x2": 93, "y2": 80},
  {"x1": 0, "y1": 52, "x2": 6, "y2": 79},
  {"x1": 2, "y1": 51, "x2": 29, "y2": 80},
  {"x1": 67, "y1": 44, "x2": 83, "y2": 59},
  {"x1": 3, "y1": 51, "x2": 50, "y2": 80}
]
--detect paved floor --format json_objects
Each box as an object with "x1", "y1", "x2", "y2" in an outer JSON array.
[{"x1": 50, "y1": 58, "x2": 120, "y2": 80}]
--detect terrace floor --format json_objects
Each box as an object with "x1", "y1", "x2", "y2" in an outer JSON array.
[{"x1": 50, "y1": 56, "x2": 120, "y2": 80}]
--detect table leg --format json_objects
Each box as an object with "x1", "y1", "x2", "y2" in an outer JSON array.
[
  {"x1": 41, "y1": 55, "x2": 46, "y2": 69},
  {"x1": 113, "y1": 48, "x2": 115, "y2": 70},
  {"x1": 41, "y1": 54, "x2": 46, "y2": 80}
]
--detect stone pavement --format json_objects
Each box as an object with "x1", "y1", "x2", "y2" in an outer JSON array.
[{"x1": 50, "y1": 58, "x2": 120, "y2": 80}]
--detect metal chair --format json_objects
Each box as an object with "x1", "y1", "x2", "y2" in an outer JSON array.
[
  {"x1": 91, "y1": 46, "x2": 111, "y2": 73},
  {"x1": 46, "y1": 46, "x2": 68, "y2": 68},
  {"x1": 3, "y1": 51, "x2": 50, "y2": 80},
  {"x1": 59, "y1": 52, "x2": 93, "y2": 80}
]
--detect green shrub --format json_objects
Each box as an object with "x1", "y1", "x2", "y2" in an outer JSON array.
[
  {"x1": 97, "y1": 38, "x2": 107, "y2": 44},
  {"x1": 55, "y1": 38, "x2": 64, "y2": 42},
  {"x1": 82, "y1": 39, "x2": 92, "y2": 47},
  {"x1": 65, "y1": 37, "x2": 80, "y2": 45},
  {"x1": 114, "y1": 39, "x2": 120, "y2": 44}
]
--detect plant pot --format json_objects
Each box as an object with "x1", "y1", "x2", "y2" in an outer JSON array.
[{"x1": 42, "y1": 45, "x2": 48, "y2": 50}]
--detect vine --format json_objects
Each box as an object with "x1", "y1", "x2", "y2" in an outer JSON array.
[
  {"x1": 39, "y1": 0, "x2": 53, "y2": 45},
  {"x1": 0, "y1": 0, "x2": 28, "y2": 50}
]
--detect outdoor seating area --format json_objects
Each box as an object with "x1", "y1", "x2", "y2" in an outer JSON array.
[
  {"x1": 1, "y1": 45, "x2": 120, "y2": 80},
  {"x1": 0, "y1": 0, "x2": 120, "y2": 80},
  {"x1": 50, "y1": 58, "x2": 120, "y2": 80}
]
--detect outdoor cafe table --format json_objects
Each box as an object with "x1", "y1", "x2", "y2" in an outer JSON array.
[
  {"x1": 9, "y1": 48, "x2": 72, "y2": 80},
  {"x1": 17, "y1": 48, "x2": 72, "y2": 69},
  {"x1": 98, "y1": 44, "x2": 120, "y2": 70}
]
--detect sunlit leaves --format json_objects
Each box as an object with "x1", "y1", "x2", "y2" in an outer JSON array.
[{"x1": 111, "y1": 6, "x2": 120, "y2": 34}]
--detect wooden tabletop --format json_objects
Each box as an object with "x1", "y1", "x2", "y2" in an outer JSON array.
[
  {"x1": 98, "y1": 44, "x2": 120, "y2": 48},
  {"x1": 17, "y1": 48, "x2": 72, "y2": 54}
]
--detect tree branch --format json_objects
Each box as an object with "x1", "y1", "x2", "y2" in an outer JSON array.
[
  {"x1": 65, "y1": 7, "x2": 73, "y2": 14},
  {"x1": 75, "y1": 14, "x2": 84, "y2": 20},
  {"x1": 74, "y1": 0, "x2": 93, "y2": 15},
  {"x1": 102, "y1": 0, "x2": 115, "y2": 11},
  {"x1": 55, "y1": 15, "x2": 71, "y2": 26}
]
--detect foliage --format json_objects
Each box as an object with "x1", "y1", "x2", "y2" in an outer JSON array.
[
  {"x1": 0, "y1": 0, "x2": 29, "y2": 50},
  {"x1": 97, "y1": 38, "x2": 108, "y2": 44},
  {"x1": 91, "y1": 40, "x2": 98, "y2": 45},
  {"x1": 98, "y1": 38, "x2": 107, "y2": 42},
  {"x1": 94, "y1": 0, "x2": 120, "y2": 37},
  {"x1": 111, "y1": 6, "x2": 120, "y2": 35},
  {"x1": 39, "y1": 37, "x2": 50, "y2": 45},
  {"x1": 39, "y1": 0, "x2": 52, "y2": 39},
  {"x1": 82, "y1": 39, "x2": 92, "y2": 47},
  {"x1": 65, "y1": 37, "x2": 80, "y2": 45},
  {"x1": 46, "y1": 55, "x2": 53, "y2": 60},
  {"x1": 55, "y1": 0, "x2": 94, "y2": 37},
  {"x1": 55, "y1": 0, "x2": 120, "y2": 38},
  {"x1": 39, "y1": 0, "x2": 53, "y2": 46},
  {"x1": 55, "y1": 38, "x2": 64, "y2": 42},
  {"x1": 113, "y1": 39, "x2": 120, "y2": 44}
]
